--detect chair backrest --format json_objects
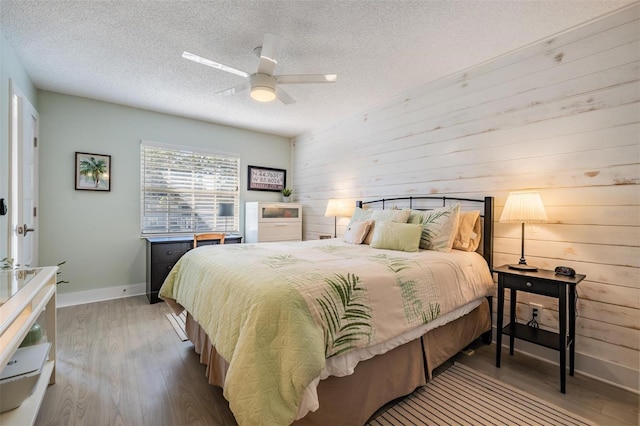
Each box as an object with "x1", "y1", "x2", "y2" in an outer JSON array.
[{"x1": 193, "y1": 232, "x2": 225, "y2": 248}]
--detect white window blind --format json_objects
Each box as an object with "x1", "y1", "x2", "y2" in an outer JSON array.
[{"x1": 140, "y1": 141, "x2": 239, "y2": 235}]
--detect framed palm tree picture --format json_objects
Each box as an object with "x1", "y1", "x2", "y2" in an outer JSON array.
[{"x1": 75, "y1": 152, "x2": 111, "y2": 191}]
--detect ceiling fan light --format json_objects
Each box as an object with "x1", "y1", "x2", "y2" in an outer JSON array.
[
  {"x1": 250, "y1": 86, "x2": 276, "y2": 102},
  {"x1": 250, "y1": 73, "x2": 277, "y2": 102}
]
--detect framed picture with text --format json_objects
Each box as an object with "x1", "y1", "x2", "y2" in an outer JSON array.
[
  {"x1": 247, "y1": 165, "x2": 286, "y2": 192},
  {"x1": 75, "y1": 152, "x2": 111, "y2": 191}
]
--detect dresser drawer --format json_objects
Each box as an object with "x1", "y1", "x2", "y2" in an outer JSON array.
[
  {"x1": 258, "y1": 222, "x2": 302, "y2": 242},
  {"x1": 502, "y1": 274, "x2": 560, "y2": 297},
  {"x1": 151, "y1": 263, "x2": 177, "y2": 281},
  {"x1": 151, "y1": 242, "x2": 190, "y2": 264},
  {"x1": 257, "y1": 204, "x2": 302, "y2": 221}
]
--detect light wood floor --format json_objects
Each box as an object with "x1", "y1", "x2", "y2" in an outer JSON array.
[{"x1": 36, "y1": 296, "x2": 638, "y2": 425}]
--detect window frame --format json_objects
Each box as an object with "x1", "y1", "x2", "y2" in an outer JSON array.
[{"x1": 140, "y1": 140, "x2": 240, "y2": 237}]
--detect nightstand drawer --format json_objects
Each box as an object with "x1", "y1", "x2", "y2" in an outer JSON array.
[
  {"x1": 503, "y1": 274, "x2": 560, "y2": 297},
  {"x1": 258, "y1": 222, "x2": 302, "y2": 242},
  {"x1": 151, "y1": 242, "x2": 190, "y2": 264}
]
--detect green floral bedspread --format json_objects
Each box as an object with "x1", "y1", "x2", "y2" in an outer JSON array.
[{"x1": 159, "y1": 239, "x2": 493, "y2": 425}]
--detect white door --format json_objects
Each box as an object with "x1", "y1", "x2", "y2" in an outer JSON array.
[{"x1": 9, "y1": 81, "x2": 39, "y2": 267}]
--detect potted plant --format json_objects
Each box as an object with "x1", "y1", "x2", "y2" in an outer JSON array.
[{"x1": 282, "y1": 188, "x2": 293, "y2": 202}]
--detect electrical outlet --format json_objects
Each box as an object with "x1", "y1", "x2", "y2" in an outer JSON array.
[{"x1": 530, "y1": 302, "x2": 543, "y2": 322}]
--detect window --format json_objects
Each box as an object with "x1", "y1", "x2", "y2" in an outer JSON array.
[{"x1": 140, "y1": 141, "x2": 239, "y2": 235}]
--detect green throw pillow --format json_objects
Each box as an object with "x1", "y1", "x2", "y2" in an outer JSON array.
[{"x1": 370, "y1": 222, "x2": 422, "y2": 252}]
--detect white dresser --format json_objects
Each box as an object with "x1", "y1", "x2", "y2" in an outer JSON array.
[
  {"x1": 245, "y1": 202, "x2": 302, "y2": 243},
  {"x1": 0, "y1": 266, "x2": 57, "y2": 425}
]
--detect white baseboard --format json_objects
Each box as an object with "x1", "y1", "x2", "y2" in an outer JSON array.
[
  {"x1": 57, "y1": 283, "x2": 146, "y2": 308},
  {"x1": 493, "y1": 329, "x2": 639, "y2": 395}
]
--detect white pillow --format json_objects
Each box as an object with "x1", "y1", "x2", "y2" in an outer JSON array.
[
  {"x1": 410, "y1": 204, "x2": 461, "y2": 252},
  {"x1": 343, "y1": 220, "x2": 373, "y2": 244},
  {"x1": 348, "y1": 207, "x2": 373, "y2": 223},
  {"x1": 370, "y1": 208, "x2": 411, "y2": 223}
]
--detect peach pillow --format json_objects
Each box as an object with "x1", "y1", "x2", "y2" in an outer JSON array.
[
  {"x1": 343, "y1": 220, "x2": 373, "y2": 244},
  {"x1": 453, "y1": 211, "x2": 481, "y2": 252}
]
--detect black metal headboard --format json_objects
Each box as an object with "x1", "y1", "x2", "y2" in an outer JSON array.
[{"x1": 355, "y1": 196, "x2": 494, "y2": 268}]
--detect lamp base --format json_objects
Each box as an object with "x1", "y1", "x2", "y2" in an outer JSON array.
[{"x1": 507, "y1": 263, "x2": 539, "y2": 272}]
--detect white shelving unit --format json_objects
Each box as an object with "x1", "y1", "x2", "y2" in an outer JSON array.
[
  {"x1": 245, "y1": 202, "x2": 302, "y2": 243},
  {"x1": 0, "y1": 266, "x2": 57, "y2": 425}
]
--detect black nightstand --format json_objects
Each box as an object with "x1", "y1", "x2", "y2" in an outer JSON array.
[
  {"x1": 494, "y1": 265, "x2": 586, "y2": 393},
  {"x1": 145, "y1": 234, "x2": 242, "y2": 304}
]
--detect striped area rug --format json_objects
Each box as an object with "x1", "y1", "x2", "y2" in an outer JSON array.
[
  {"x1": 367, "y1": 363, "x2": 595, "y2": 426},
  {"x1": 165, "y1": 311, "x2": 188, "y2": 341}
]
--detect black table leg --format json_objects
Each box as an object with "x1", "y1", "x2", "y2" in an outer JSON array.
[
  {"x1": 569, "y1": 284, "x2": 576, "y2": 376},
  {"x1": 496, "y1": 278, "x2": 504, "y2": 368},
  {"x1": 509, "y1": 288, "x2": 517, "y2": 355},
  {"x1": 559, "y1": 285, "x2": 567, "y2": 394}
]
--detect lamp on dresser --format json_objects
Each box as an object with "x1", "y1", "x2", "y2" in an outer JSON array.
[
  {"x1": 219, "y1": 202, "x2": 234, "y2": 235},
  {"x1": 499, "y1": 191, "x2": 548, "y2": 271},
  {"x1": 324, "y1": 199, "x2": 356, "y2": 238}
]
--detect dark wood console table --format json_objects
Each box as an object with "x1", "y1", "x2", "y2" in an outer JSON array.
[{"x1": 145, "y1": 234, "x2": 242, "y2": 304}]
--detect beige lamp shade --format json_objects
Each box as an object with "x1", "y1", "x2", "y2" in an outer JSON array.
[
  {"x1": 324, "y1": 199, "x2": 356, "y2": 218},
  {"x1": 499, "y1": 191, "x2": 547, "y2": 271},
  {"x1": 325, "y1": 199, "x2": 355, "y2": 238},
  {"x1": 499, "y1": 191, "x2": 547, "y2": 224}
]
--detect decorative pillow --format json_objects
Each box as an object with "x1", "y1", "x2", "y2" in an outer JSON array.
[
  {"x1": 453, "y1": 210, "x2": 481, "y2": 252},
  {"x1": 364, "y1": 208, "x2": 411, "y2": 244},
  {"x1": 370, "y1": 222, "x2": 422, "y2": 252},
  {"x1": 346, "y1": 207, "x2": 372, "y2": 241},
  {"x1": 370, "y1": 208, "x2": 411, "y2": 223},
  {"x1": 343, "y1": 220, "x2": 373, "y2": 244},
  {"x1": 409, "y1": 204, "x2": 460, "y2": 252},
  {"x1": 407, "y1": 209, "x2": 425, "y2": 224},
  {"x1": 348, "y1": 207, "x2": 373, "y2": 223}
]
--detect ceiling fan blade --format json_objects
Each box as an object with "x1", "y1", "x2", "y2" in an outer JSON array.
[
  {"x1": 276, "y1": 74, "x2": 337, "y2": 84},
  {"x1": 182, "y1": 51, "x2": 250, "y2": 78},
  {"x1": 257, "y1": 33, "x2": 283, "y2": 75},
  {"x1": 216, "y1": 81, "x2": 251, "y2": 96},
  {"x1": 276, "y1": 87, "x2": 296, "y2": 105}
]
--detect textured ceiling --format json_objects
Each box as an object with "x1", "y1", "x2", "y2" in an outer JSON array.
[{"x1": 0, "y1": 0, "x2": 634, "y2": 138}]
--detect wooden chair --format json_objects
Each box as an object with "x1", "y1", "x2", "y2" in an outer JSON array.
[{"x1": 193, "y1": 232, "x2": 225, "y2": 248}]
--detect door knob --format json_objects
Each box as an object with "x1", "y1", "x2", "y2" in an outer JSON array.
[{"x1": 17, "y1": 224, "x2": 35, "y2": 236}]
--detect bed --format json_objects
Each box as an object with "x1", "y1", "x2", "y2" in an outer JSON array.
[{"x1": 160, "y1": 196, "x2": 495, "y2": 426}]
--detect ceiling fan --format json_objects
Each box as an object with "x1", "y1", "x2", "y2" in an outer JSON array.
[{"x1": 182, "y1": 33, "x2": 337, "y2": 104}]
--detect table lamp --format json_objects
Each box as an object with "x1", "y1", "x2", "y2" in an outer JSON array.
[
  {"x1": 219, "y1": 203, "x2": 234, "y2": 235},
  {"x1": 324, "y1": 199, "x2": 356, "y2": 238},
  {"x1": 499, "y1": 191, "x2": 547, "y2": 271}
]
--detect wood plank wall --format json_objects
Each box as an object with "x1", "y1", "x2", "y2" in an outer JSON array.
[{"x1": 292, "y1": 5, "x2": 639, "y2": 390}]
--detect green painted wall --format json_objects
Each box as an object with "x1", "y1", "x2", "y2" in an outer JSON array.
[{"x1": 38, "y1": 91, "x2": 291, "y2": 294}]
